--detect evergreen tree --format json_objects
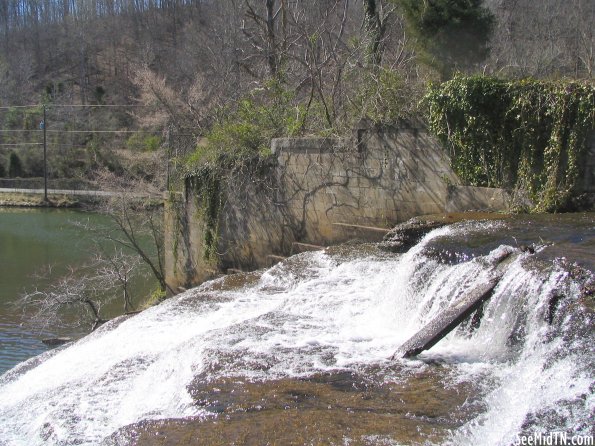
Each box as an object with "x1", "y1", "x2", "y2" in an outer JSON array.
[
  {"x1": 8, "y1": 151, "x2": 23, "y2": 178},
  {"x1": 394, "y1": 0, "x2": 494, "y2": 79}
]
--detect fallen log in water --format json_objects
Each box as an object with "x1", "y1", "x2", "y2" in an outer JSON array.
[
  {"x1": 392, "y1": 276, "x2": 502, "y2": 359},
  {"x1": 41, "y1": 337, "x2": 72, "y2": 347},
  {"x1": 292, "y1": 242, "x2": 325, "y2": 253}
]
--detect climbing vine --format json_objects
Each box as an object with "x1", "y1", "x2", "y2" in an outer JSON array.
[
  {"x1": 425, "y1": 75, "x2": 595, "y2": 211},
  {"x1": 186, "y1": 163, "x2": 224, "y2": 261},
  {"x1": 181, "y1": 80, "x2": 303, "y2": 262}
]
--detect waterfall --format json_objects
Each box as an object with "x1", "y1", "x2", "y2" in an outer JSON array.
[{"x1": 0, "y1": 221, "x2": 592, "y2": 445}]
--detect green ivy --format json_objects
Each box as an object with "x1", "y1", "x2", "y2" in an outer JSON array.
[
  {"x1": 186, "y1": 163, "x2": 224, "y2": 261},
  {"x1": 426, "y1": 75, "x2": 595, "y2": 211},
  {"x1": 166, "y1": 192, "x2": 184, "y2": 271}
]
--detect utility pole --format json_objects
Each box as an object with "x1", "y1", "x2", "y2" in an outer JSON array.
[
  {"x1": 42, "y1": 105, "x2": 48, "y2": 202},
  {"x1": 166, "y1": 126, "x2": 171, "y2": 191}
]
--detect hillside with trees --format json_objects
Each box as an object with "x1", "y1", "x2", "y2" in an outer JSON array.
[{"x1": 0, "y1": 0, "x2": 593, "y2": 190}]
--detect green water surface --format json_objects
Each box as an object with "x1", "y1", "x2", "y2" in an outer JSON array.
[{"x1": 0, "y1": 208, "x2": 155, "y2": 374}]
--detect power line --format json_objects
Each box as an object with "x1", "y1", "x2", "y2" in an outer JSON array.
[
  {"x1": 1, "y1": 143, "x2": 129, "y2": 149},
  {"x1": 0, "y1": 129, "x2": 159, "y2": 134},
  {"x1": 0, "y1": 105, "x2": 41, "y2": 109},
  {"x1": 46, "y1": 130, "x2": 159, "y2": 134},
  {"x1": 0, "y1": 104, "x2": 148, "y2": 110},
  {"x1": 49, "y1": 104, "x2": 148, "y2": 108}
]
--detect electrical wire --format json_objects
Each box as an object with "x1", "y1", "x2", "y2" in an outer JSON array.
[
  {"x1": 0, "y1": 129, "x2": 158, "y2": 133},
  {"x1": 0, "y1": 104, "x2": 147, "y2": 109}
]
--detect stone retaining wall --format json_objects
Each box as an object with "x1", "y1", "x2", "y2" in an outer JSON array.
[{"x1": 165, "y1": 122, "x2": 510, "y2": 290}]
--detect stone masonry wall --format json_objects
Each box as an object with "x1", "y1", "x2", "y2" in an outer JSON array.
[
  {"x1": 584, "y1": 130, "x2": 595, "y2": 192},
  {"x1": 164, "y1": 122, "x2": 510, "y2": 291}
]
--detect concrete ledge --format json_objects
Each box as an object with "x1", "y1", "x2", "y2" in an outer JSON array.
[
  {"x1": 271, "y1": 137, "x2": 349, "y2": 154},
  {"x1": 446, "y1": 186, "x2": 510, "y2": 212}
]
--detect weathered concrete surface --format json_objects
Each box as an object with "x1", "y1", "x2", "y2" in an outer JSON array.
[
  {"x1": 165, "y1": 123, "x2": 511, "y2": 290},
  {"x1": 446, "y1": 186, "x2": 510, "y2": 213},
  {"x1": 165, "y1": 168, "x2": 294, "y2": 289},
  {"x1": 271, "y1": 124, "x2": 509, "y2": 246},
  {"x1": 276, "y1": 123, "x2": 510, "y2": 246}
]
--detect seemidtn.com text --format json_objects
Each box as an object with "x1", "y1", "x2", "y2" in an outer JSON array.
[{"x1": 514, "y1": 432, "x2": 594, "y2": 446}]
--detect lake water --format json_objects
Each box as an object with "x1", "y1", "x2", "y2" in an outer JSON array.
[{"x1": 0, "y1": 208, "x2": 155, "y2": 374}]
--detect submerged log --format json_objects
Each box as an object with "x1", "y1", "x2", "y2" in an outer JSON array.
[
  {"x1": 41, "y1": 337, "x2": 72, "y2": 346},
  {"x1": 392, "y1": 277, "x2": 501, "y2": 359},
  {"x1": 332, "y1": 222, "x2": 391, "y2": 233},
  {"x1": 292, "y1": 242, "x2": 325, "y2": 253},
  {"x1": 267, "y1": 255, "x2": 287, "y2": 261}
]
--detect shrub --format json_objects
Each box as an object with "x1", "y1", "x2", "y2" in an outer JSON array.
[
  {"x1": 143, "y1": 135, "x2": 161, "y2": 152},
  {"x1": 23, "y1": 147, "x2": 45, "y2": 177},
  {"x1": 3, "y1": 107, "x2": 21, "y2": 129},
  {"x1": 126, "y1": 133, "x2": 162, "y2": 152},
  {"x1": 22, "y1": 107, "x2": 42, "y2": 130},
  {"x1": 184, "y1": 79, "x2": 304, "y2": 174},
  {"x1": 348, "y1": 66, "x2": 422, "y2": 125}
]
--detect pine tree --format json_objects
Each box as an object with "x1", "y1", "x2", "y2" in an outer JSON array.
[
  {"x1": 394, "y1": 0, "x2": 494, "y2": 79},
  {"x1": 8, "y1": 151, "x2": 23, "y2": 178}
]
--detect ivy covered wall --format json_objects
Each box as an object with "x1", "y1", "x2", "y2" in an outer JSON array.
[{"x1": 426, "y1": 76, "x2": 595, "y2": 211}]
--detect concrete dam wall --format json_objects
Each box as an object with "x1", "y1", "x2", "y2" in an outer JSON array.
[{"x1": 164, "y1": 122, "x2": 510, "y2": 290}]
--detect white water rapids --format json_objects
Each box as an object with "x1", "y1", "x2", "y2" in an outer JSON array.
[{"x1": 0, "y1": 222, "x2": 593, "y2": 445}]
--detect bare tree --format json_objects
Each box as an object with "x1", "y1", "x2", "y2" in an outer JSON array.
[
  {"x1": 19, "y1": 250, "x2": 143, "y2": 333},
  {"x1": 94, "y1": 248, "x2": 141, "y2": 314},
  {"x1": 485, "y1": 0, "x2": 595, "y2": 78},
  {"x1": 87, "y1": 165, "x2": 172, "y2": 296},
  {"x1": 241, "y1": 0, "x2": 287, "y2": 78},
  {"x1": 104, "y1": 196, "x2": 169, "y2": 294}
]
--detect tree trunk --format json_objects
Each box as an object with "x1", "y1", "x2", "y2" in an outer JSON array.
[
  {"x1": 363, "y1": 0, "x2": 385, "y2": 66},
  {"x1": 265, "y1": 0, "x2": 277, "y2": 77}
]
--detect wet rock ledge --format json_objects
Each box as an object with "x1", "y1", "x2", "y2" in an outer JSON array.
[{"x1": 379, "y1": 212, "x2": 511, "y2": 253}]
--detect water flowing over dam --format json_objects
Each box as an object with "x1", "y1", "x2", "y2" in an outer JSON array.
[{"x1": 0, "y1": 215, "x2": 593, "y2": 445}]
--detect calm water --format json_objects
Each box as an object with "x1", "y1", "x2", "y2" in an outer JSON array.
[{"x1": 0, "y1": 208, "x2": 154, "y2": 374}]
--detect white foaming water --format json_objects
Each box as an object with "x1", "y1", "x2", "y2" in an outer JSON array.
[
  {"x1": 445, "y1": 261, "x2": 594, "y2": 445},
  {"x1": 0, "y1": 224, "x2": 592, "y2": 445}
]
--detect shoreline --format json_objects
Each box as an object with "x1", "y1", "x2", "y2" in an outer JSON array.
[{"x1": 0, "y1": 192, "x2": 102, "y2": 209}]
